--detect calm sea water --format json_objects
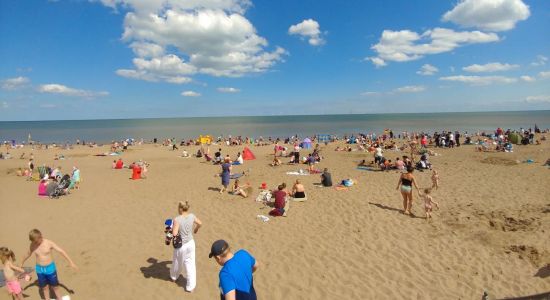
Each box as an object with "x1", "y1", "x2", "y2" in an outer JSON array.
[{"x1": 1, "y1": 111, "x2": 549, "y2": 143}]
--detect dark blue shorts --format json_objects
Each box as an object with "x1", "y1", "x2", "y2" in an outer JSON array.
[{"x1": 36, "y1": 263, "x2": 59, "y2": 288}]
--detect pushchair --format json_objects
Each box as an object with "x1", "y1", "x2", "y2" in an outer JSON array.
[{"x1": 50, "y1": 174, "x2": 71, "y2": 198}]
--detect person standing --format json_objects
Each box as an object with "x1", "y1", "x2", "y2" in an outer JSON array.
[
  {"x1": 396, "y1": 166, "x2": 421, "y2": 215},
  {"x1": 20, "y1": 229, "x2": 77, "y2": 300},
  {"x1": 220, "y1": 158, "x2": 232, "y2": 193},
  {"x1": 209, "y1": 240, "x2": 259, "y2": 300},
  {"x1": 170, "y1": 201, "x2": 202, "y2": 292}
]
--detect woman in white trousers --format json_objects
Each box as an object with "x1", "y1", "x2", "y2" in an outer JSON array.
[{"x1": 170, "y1": 201, "x2": 202, "y2": 292}]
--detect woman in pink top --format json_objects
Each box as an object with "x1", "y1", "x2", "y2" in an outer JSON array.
[{"x1": 394, "y1": 157, "x2": 405, "y2": 170}]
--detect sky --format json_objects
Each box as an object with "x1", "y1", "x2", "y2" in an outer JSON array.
[{"x1": 0, "y1": 0, "x2": 549, "y2": 121}]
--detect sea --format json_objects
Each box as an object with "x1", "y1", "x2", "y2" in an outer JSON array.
[{"x1": 1, "y1": 111, "x2": 549, "y2": 143}]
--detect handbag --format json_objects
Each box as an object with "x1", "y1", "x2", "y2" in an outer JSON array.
[{"x1": 172, "y1": 234, "x2": 183, "y2": 249}]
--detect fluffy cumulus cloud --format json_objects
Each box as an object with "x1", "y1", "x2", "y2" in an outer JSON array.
[
  {"x1": 442, "y1": 0, "x2": 530, "y2": 32},
  {"x1": 439, "y1": 75, "x2": 517, "y2": 85},
  {"x1": 181, "y1": 90, "x2": 201, "y2": 97},
  {"x1": 525, "y1": 95, "x2": 550, "y2": 103},
  {"x1": 38, "y1": 84, "x2": 109, "y2": 98},
  {"x1": 417, "y1": 64, "x2": 438, "y2": 76},
  {"x1": 1, "y1": 76, "x2": 30, "y2": 90},
  {"x1": 520, "y1": 75, "x2": 535, "y2": 82},
  {"x1": 368, "y1": 28, "x2": 498, "y2": 66},
  {"x1": 217, "y1": 87, "x2": 240, "y2": 93},
  {"x1": 101, "y1": 0, "x2": 286, "y2": 83},
  {"x1": 394, "y1": 85, "x2": 426, "y2": 93},
  {"x1": 531, "y1": 55, "x2": 548, "y2": 67},
  {"x1": 463, "y1": 62, "x2": 519, "y2": 72},
  {"x1": 288, "y1": 19, "x2": 325, "y2": 46}
]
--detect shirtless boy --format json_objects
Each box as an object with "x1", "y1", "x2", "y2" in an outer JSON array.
[{"x1": 20, "y1": 229, "x2": 77, "y2": 300}]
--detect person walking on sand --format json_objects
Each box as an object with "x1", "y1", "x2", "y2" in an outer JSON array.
[
  {"x1": 170, "y1": 201, "x2": 202, "y2": 292},
  {"x1": 209, "y1": 240, "x2": 259, "y2": 300},
  {"x1": 220, "y1": 157, "x2": 232, "y2": 193},
  {"x1": 431, "y1": 169, "x2": 439, "y2": 190},
  {"x1": 20, "y1": 229, "x2": 77, "y2": 300},
  {"x1": 396, "y1": 166, "x2": 420, "y2": 215},
  {"x1": 421, "y1": 188, "x2": 439, "y2": 220}
]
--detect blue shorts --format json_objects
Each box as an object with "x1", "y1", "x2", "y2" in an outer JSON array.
[{"x1": 36, "y1": 262, "x2": 59, "y2": 287}]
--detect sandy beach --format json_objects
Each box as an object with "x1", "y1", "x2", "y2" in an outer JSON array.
[{"x1": 1, "y1": 139, "x2": 549, "y2": 299}]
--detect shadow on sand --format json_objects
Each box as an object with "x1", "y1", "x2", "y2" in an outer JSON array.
[{"x1": 140, "y1": 257, "x2": 187, "y2": 288}]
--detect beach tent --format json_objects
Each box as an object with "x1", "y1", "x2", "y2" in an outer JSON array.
[
  {"x1": 198, "y1": 135, "x2": 213, "y2": 144},
  {"x1": 242, "y1": 147, "x2": 256, "y2": 160},
  {"x1": 301, "y1": 137, "x2": 312, "y2": 149},
  {"x1": 508, "y1": 132, "x2": 522, "y2": 145},
  {"x1": 317, "y1": 134, "x2": 331, "y2": 143}
]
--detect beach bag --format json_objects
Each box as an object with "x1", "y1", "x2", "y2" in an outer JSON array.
[{"x1": 172, "y1": 234, "x2": 182, "y2": 249}]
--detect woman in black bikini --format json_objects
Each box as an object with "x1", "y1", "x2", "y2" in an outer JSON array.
[{"x1": 396, "y1": 166, "x2": 420, "y2": 215}]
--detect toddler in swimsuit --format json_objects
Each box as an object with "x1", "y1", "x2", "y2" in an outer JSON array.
[
  {"x1": 431, "y1": 170, "x2": 439, "y2": 190},
  {"x1": 1, "y1": 247, "x2": 30, "y2": 300},
  {"x1": 422, "y1": 188, "x2": 439, "y2": 219}
]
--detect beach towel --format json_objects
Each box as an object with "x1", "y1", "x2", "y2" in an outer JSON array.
[
  {"x1": 256, "y1": 191, "x2": 272, "y2": 202},
  {"x1": 290, "y1": 196, "x2": 307, "y2": 202},
  {"x1": 230, "y1": 173, "x2": 244, "y2": 180},
  {"x1": 356, "y1": 166, "x2": 376, "y2": 171},
  {"x1": 256, "y1": 215, "x2": 270, "y2": 222},
  {"x1": 286, "y1": 169, "x2": 309, "y2": 176}
]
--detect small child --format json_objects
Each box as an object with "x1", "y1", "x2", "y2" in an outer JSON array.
[
  {"x1": 422, "y1": 188, "x2": 439, "y2": 219},
  {"x1": 1, "y1": 247, "x2": 29, "y2": 300},
  {"x1": 431, "y1": 169, "x2": 439, "y2": 190}
]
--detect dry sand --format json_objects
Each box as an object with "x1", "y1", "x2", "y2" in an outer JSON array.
[{"x1": 1, "y1": 140, "x2": 549, "y2": 299}]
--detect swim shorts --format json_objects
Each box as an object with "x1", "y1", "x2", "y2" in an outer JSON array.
[
  {"x1": 6, "y1": 280, "x2": 22, "y2": 294},
  {"x1": 36, "y1": 262, "x2": 59, "y2": 287}
]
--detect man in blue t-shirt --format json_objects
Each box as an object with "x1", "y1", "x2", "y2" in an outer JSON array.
[{"x1": 209, "y1": 240, "x2": 259, "y2": 300}]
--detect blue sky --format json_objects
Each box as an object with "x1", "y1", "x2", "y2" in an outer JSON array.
[{"x1": 0, "y1": 0, "x2": 549, "y2": 121}]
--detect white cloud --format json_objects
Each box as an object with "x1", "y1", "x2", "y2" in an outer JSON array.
[
  {"x1": 1, "y1": 76, "x2": 30, "y2": 90},
  {"x1": 531, "y1": 55, "x2": 548, "y2": 67},
  {"x1": 38, "y1": 84, "x2": 109, "y2": 98},
  {"x1": 181, "y1": 90, "x2": 201, "y2": 97},
  {"x1": 463, "y1": 62, "x2": 519, "y2": 72},
  {"x1": 539, "y1": 71, "x2": 550, "y2": 79},
  {"x1": 525, "y1": 95, "x2": 550, "y2": 103},
  {"x1": 520, "y1": 75, "x2": 535, "y2": 82},
  {"x1": 442, "y1": 0, "x2": 530, "y2": 32},
  {"x1": 439, "y1": 75, "x2": 517, "y2": 85},
  {"x1": 394, "y1": 85, "x2": 426, "y2": 93},
  {"x1": 369, "y1": 28, "x2": 498, "y2": 66},
  {"x1": 360, "y1": 91, "x2": 381, "y2": 96},
  {"x1": 288, "y1": 19, "x2": 325, "y2": 46},
  {"x1": 100, "y1": 0, "x2": 286, "y2": 83},
  {"x1": 217, "y1": 87, "x2": 240, "y2": 93},
  {"x1": 417, "y1": 64, "x2": 438, "y2": 75}
]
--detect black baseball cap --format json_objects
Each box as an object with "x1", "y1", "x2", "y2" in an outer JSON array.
[{"x1": 209, "y1": 240, "x2": 229, "y2": 258}]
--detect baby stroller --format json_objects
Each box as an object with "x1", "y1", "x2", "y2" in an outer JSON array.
[{"x1": 50, "y1": 174, "x2": 71, "y2": 198}]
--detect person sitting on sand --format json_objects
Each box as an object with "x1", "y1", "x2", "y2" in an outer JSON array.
[
  {"x1": 421, "y1": 188, "x2": 439, "y2": 220},
  {"x1": 395, "y1": 157, "x2": 405, "y2": 170},
  {"x1": 321, "y1": 168, "x2": 333, "y2": 187},
  {"x1": 290, "y1": 179, "x2": 306, "y2": 199},
  {"x1": 269, "y1": 184, "x2": 288, "y2": 217},
  {"x1": 213, "y1": 148, "x2": 222, "y2": 164},
  {"x1": 270, "y1": 157, "x2": 282, "y2": 167},
  {"x1": 115, "y1": 158, "x2": 124, "y2": 169},
  {"x1": 232, "y1": 152, "x2": 243, "y2": 165},
  {"x1": 396, "y1": 166, "x2": 420, "y2": 215},
  {"x1": 231, "y1": 179, "x2": 251, "y2": 198}
]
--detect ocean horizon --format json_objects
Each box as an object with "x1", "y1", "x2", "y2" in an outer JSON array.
[{"x1": 1, "y1": 110, "x2": 549, "y2": 143}]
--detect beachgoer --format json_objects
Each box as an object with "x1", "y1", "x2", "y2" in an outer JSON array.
[
  {"x1": 170, "y1": 201, "x2": 202, "y2": 292},
  {"x1": 71, "y1": 166, "x2": 81, "y2": 189},
  {"x1": 231, "y1": 179, "x2": 251, "y2": 198},
  {"x1": 421, "y1": 188, "x2": 439, "y2": 219},
  {"x1": 209, "y1": 240, "x2": 259, "y2": 300},
  {"x1": 220, "y1": 158, "x2": 232, "y2": 193},
  {"x1": 269, "y1": 184, "x2": 288, "y2": 217},
  {"x1": 431, "y1": 170, "x2": 439, "y2": 190},
  {"x1": 321, "y1": 168, "x2": 333, "y2": 187},
  {"x1": 395, "y1": 157, "x2": 405, "y2": 170},
  {"x1": 291, "y1": 179, "x2": 306, "y2": 198},
  {"x1": 115, "y1": 158, "x2": 124, "y2": 169},
  {"x1": 182, "y1": 150, "x2": 189, "y2": 157},
  {"x1": 396, "y1": 166, "x2": 420, "y2": 215},
  {"x1": 270, "y1": 157, "x2": 282, "y2": 167},
  {"x1": 20, "y1": 229, "x2": 77, "y2": 300},
  {"x1": 1, "y1": 247, "x2": 27, "y2": 300}
]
